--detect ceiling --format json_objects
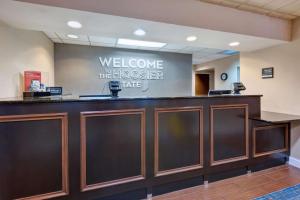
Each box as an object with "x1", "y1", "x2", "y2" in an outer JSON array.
[
  {"x1": 45, "y1": 32, "x2": 234, "y2": 64},
  {"x1": 198, "y1": 0, "x2": 300, "y2": 20},
  {"x1": 0, "y1": 0, "x2": 288, "y2": 64}
]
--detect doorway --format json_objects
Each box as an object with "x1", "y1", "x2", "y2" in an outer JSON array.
[{"x1": 195, "y1": 73, "x2": 210, "y2": 95}]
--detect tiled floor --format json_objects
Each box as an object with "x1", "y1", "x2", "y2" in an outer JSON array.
[{"x1": 153, "y1": 165, "x2": 300, "y2": 200}]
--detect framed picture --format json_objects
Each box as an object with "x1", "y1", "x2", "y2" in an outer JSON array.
[{"x1": 262, "y1": 67, "x2": 274, "y2": 79}]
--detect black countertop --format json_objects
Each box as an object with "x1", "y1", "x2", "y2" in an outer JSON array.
[
  {"x1": 0, "y1": 94, "x2": 262, "y2": 104},
  {"x1": 251, "y1": 111, "x2": 300, "y2": 123}
]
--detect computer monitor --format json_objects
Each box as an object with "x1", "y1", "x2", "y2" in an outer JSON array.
[
  {"x1": 109, "y1": 81, "x2": 121, "y2": 97},
  {"x1": 233, "y1": 82, "x2": 246, "y2": 94}
]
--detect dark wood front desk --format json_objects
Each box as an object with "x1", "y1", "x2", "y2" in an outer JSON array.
[{"x1": 0, "y1": 95, "x2": 290, "y2": 200}]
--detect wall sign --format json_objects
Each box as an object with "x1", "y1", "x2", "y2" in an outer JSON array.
[
  {"x1": 98, "y1": 56, "x2": 165, "y2": 89},
  {"x1": 262, "y1": 67, "x2": 274, "y2": 79}
]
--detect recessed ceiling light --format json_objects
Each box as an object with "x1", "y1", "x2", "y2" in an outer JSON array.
[
  {"x1": 186, "y1": 36, "x2": 197, "y2": 42},
  {"x1": 134, "y1": 29, "x2": 146, "y2": 36},
  {"x1": 229, "y1": 42, "x2": 240, "y2": 47},
  {"x1": 67, "y1": 21, "x2": 82, "y2": 29},
  {"x1": 117, "y1": 38, "x2": 166, "y2": 48},
  {"x1": 67, "y1": 34, "x2": 79, "y2": 39}
]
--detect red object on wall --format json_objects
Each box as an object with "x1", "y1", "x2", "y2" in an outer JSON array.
[{"x1": 24, "y1": 71, "x2": 41, "y2": 91}]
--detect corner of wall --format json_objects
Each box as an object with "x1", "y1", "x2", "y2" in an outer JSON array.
[
  {"x1": 192, "y1": 65, "x2": 196, "y2": 96},
  {"x1": 0, "y1": 25, "x2": 55, "y2": 98},
  {"x1": 0, "y1": 20, "x2": 8, "y2": 27},
  {"x1": 292, "y1": 17, "x2": 300, "y2": 41},
  {"x1": 194, "y1": 54, "x2": 240, "y2": 90},
  {"x1": 289, "y1": 156, "x2": 300, "y2": 168}
]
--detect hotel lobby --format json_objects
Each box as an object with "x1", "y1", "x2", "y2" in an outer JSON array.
[{"x1": 1, "y1": 0, "x2": 300, "y2": 199}]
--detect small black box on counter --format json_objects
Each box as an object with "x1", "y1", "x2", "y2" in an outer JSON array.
[
  {"x1": 23, "y1": 87, "x2": 62, "y2": 98},
  {"x1": 23, "y1": 91, "x2": 51, "y2": 98},
  {"x1": 46, "y1": 87, "x2": 63, "y2": 96}
]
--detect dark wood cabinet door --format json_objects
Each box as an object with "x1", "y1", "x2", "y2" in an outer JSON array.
[
  {"x1": 80, "y1": 109, "x2": 146, "y2": 192},
  {"x1": 210, "y1": 104, "x2": 249, "y2": 166},
  {"x1": 0, "y1": 113, "x2": 68, "y2": 200},
  {"x1": 253, "y1": 124, "x2": 288, "y2": 158},
  {"x1": 154, "y1": 107, "x2": 204, "y2": 177}
]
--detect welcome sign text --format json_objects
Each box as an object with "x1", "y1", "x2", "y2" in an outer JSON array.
[{"x1": 98, "y1": 57, "x2": 165, "y2": 88}]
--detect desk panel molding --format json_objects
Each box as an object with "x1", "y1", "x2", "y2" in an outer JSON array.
[
  {"x1": 253, "y1": 124, "x2": 289, "y2": 158},
  {"x1": 80, "y1": 109, "x2": 146, "y2": 192},
  {"x1": 0, "y1": 113, "x2": 69, "y2": 200},
  {"x1": 210, "y1": 104, "x2": 249, "y2": 166},
  {"x1": 154, "y1": 106, "x2": 204, "y2": 177}
]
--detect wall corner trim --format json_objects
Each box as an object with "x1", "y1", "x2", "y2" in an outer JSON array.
[{"x1": 289, "y1": 156, "x2": 300, "y2": 168}]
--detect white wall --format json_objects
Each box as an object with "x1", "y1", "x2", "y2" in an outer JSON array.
[
  {"x1": 240, "y1": 18, "x2": 300, "y2": 160},
  {"x1": 0, "y1": 22, "x2": 54, "y2": 98},
  {"x1": 193, "y1": 55, "x2": 239, "y2": 93}
]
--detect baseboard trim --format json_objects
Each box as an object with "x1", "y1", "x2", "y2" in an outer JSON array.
[{"x1": 289, "y1": 157, "x2": 300, "y2": 168}]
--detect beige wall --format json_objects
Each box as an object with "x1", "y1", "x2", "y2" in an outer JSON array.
[
  {"x1": 193, "y1": 55, "x2": 240, "y2": 93},
  {"x1": 0, "y1": 23, "x2": 54, "y2": 98},
  {"x1": 240, "y1": 18, "x2": 300, "y2": 160}
]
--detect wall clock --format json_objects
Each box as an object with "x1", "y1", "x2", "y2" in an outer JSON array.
[{"x1": 220, "y1": 73, "x2": 228, "y2": 81}]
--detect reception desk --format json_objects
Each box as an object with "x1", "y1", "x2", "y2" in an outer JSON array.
[{"x1": 0, "y1": 95, "x2": 290, "y2": 200}]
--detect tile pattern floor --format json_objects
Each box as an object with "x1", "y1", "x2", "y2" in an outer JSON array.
[
  {"x1": 152, "y1": 165, "x2": 300, "y2": 200},
  {"x1": 255, "y1": 183, "x2": 300, "y2": 200}
]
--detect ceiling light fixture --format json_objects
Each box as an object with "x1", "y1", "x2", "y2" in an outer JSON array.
[
  {"x1": 117, "y1": 38, "x2": 166, "y2": 48},
  {"x1": 221, "y1": 50, "x2": 239, "y2": 55},
  {"x1": 229, "y1": 42, "x2": 240, "y2": 47},
  {"x1": 67, "y1": 21, "x2": 82, "y2": 29},
  {"x1": 67, "y1": 34, "x2": 79, "y2": 39},
  {"x1": 134, "y1": 29, "x2": 146, "y2": 36},
  {"x1": 186, "y1": 36, "x2": 197, "y2": 42}
]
